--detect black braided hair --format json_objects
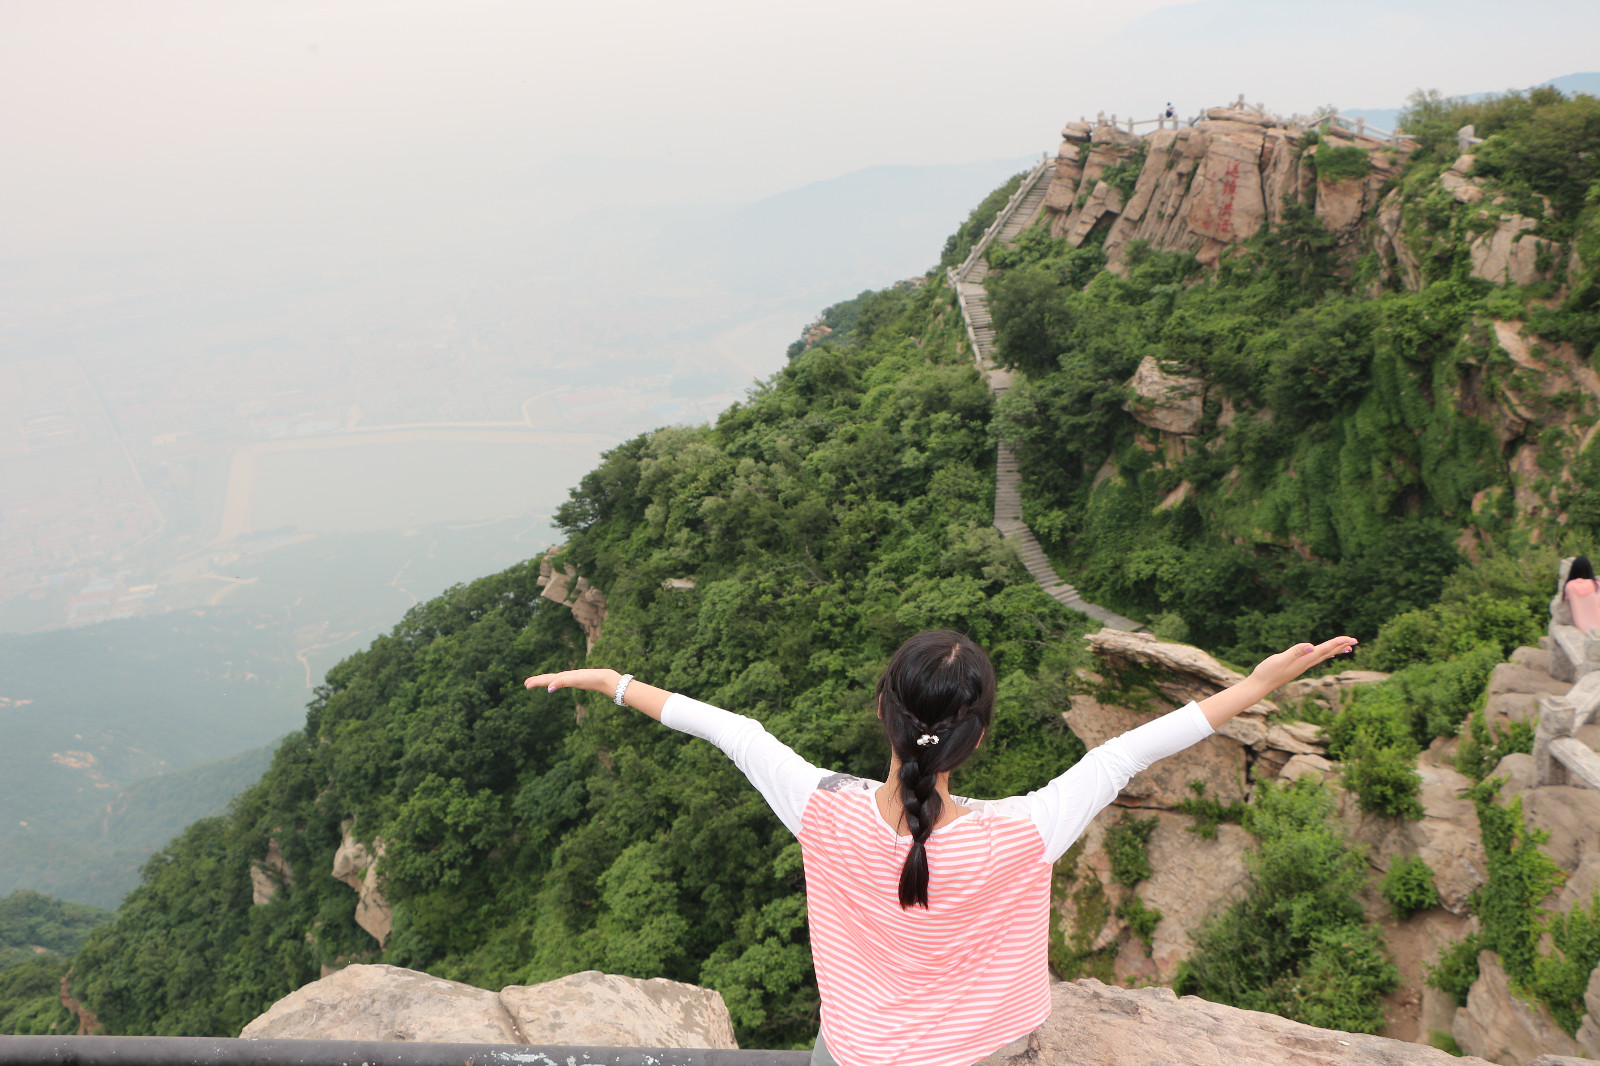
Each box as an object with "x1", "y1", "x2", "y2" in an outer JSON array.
[{"x1": 877, "y1": 630, "x2": 996, "y2": 908}]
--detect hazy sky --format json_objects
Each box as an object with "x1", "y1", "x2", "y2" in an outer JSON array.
[{"x1": 6, "y1": 0, "x2": 1597, "y2": 262}]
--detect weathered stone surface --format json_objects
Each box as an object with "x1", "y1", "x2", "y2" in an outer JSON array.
[
  {"x1": 1279, "y1": 752, "x2": 1339, "y2": 783},
  {"x1": 1280, "y1": 670, "x2": 1391, "y2": 713},
  {"x1": 1065, "y1": 695, "x2": 1247, "y2": 808},
  {"x1": 538, "y1": 551, "x2": 609, "y2": 652},
  {"x1": 1470, "y1": 213, "x2": 1557, "y2": 287},
  {"x1": 969, "y1": 978, "x2": 1493, "y2": 1065},
  {"x1": 1065, "y1": 181, "x2": 1125, "y2": 247},
  {"x1": 241, "y1": 965, "x2": 740, "y2": 1050},
  {"x1": 1265, "y1": 721, "x2": 1326, "y2": 755},
  {"x1": 1490, "y1": 661, "x2": 1572, "y2": 701},
  {"x1": 1345, "y1": 764, "x2": 1485, "y2": 914},
  {"x1": 1453, "y1": 951, "x2": 1585, "y2": 1065},
  {"x1": 1512, "y1": 646, "x2": 1549, "y2": 668},
  {"x1": 1441, "y1": 170, "x2": 1486, "y2": 203},
  {"x1": 250, "y1": 837, "x2": 292, "y2": 906},
  {"x1": 332, "y1": 824, "x2": 393, "y2": 947},
  {"x1": 241, "y1": 965, "x2": 519, "y2": 1042},
  {"x1": 1377, "y1": 906, "x2": 1475, "y2": 1043},
  {"x1": 1575, "y1": 966, "x2": 1600, "y2": 1056},
  {"x1": 1085, "y1": 630, "x2": 1276, "y2": 716},
  {"x1": 1520, "y1": 786, "x2": 1600, "y2": 874},
  {"x1": 1492, "y1": 752, "x2": 1540, "y2": 798},
  {"x1": 1373, "y1": 188, "x2": 1424, "y2": 291},
  {"x1": 1060, "y1": 810, "x2": 1250, "y2": 985},
  {"x1": 500, "y1": 971, "x2": 737, "y2": 1050},
  {"x1": 1123, "y1": 355, "x2": 1204, "y2": 434}
]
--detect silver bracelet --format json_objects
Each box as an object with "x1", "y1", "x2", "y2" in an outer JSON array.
[{"x1": 613, "y1": 673, "x2": 635, "y2": 706}]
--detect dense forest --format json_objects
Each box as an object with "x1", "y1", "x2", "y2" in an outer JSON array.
[{"x1": 3, "y1": 86, "x2": 1599, "y2": 1049}]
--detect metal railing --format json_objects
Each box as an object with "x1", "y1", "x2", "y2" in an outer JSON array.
[{"x1": 0, "y1": 1035, "x2": 810, "y2": 1066}]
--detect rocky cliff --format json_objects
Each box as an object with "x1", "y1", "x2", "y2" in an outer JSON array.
[
  {"x1": 1041, "y1": 106, "x2": 1564, "y2": 293},
  {"x1": 1057, "y1": 629, "x2": 1600, "y2": 1066}
]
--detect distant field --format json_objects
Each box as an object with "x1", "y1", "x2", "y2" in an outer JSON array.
[{"x1": 0, "y1": 517, "x2": 551, "y2": 908}]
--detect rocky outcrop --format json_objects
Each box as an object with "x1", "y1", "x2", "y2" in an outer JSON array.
[
  {"x1": 1058, "y1": 809, "x2": 1252, "y2": 985},
  {"x1": 244, "y1": 964, "x2": 520, "y2": 1043},
  {"x1": 499, "y1": 970, "x2": 738, "y2": 1050},
  {"x1": 250, "y1": 837, "x2": 293, "y2": 906},
  {"x1": 1344, "y1": 763, "x2": 1486, "y2": 914},
  {"x1": 240, "y1": 964, "x2": 739, "y2": 1050},
  {"x1": 1453, "y1": 952, "x2": 1586, "y2": 1066},
  {"x1": 1124, "y1": 356, "x2": 1204, "y2": 435},
  {"x1": 971, "y1": 978, "x2": 1494, "y2": 1065},
  {"x1": 1577, "y1": 967, "x2": 1600, "y2": 1057},
  {"x1": 1066, "y1": 692, "x2": 1249, "y2": 808},
  {"x1": 1043, "y1": 108, "x2": 1401, "y2": 272},
  {"x1": 539, "y1": 550, "x2": 608, "y2": 652},
  {"x1": 332, "y1": 823, "x2": 393, "y2": 948},
  {"x1": 1085, "y1": 629, "x2": 1276, "y2": 716}
]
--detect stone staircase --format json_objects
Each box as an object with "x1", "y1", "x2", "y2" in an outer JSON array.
[
  {"x1": 947, "y1": 162, "x2": 1143, "y2": 633},
  {"x1": 964, "y1": 177, "x2": 1051, "y2": 285}
]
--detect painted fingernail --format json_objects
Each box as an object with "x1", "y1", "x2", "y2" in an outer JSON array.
[{"x1": 548, "y1": 683, "x2": 557, "y2": 692}]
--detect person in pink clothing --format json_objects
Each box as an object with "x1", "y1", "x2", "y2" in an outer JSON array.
[
  {"x1": 1567, "y1": 556, "x2": 1600, "y2": 632},
  {"x1": 524, "y1": 628, "x2": 1357, "y2": 1066}
]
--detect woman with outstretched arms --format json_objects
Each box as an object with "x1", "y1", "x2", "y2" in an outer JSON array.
[{"x1": 525, "y1": 629, "x2": 1356, "y2": 1066}]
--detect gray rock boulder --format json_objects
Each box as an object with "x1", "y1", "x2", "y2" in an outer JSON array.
[
  {"x1": 970, "y1": 978, "x2": 1493, "y2": 1065},
  {"x1": 240, "y1": 964, "x2": 739, "y2": 1050},
  {"x1": 1123, "y1": 355, "x2": 1205, "y2": 435},
  {"x1": 500, "y1": 970, "x2": 737, "y2": 1050},
  {"x1": 241, "y1": 964, "x2": 519, "y2": 1042},
  {"x1": 1453, "y1": 951, "x2": 1585, "y2": 1065},
  {"x1": 1575, "y1": 966, "x2": 1600, "y2": 1056},
  {"x1": 1520, "y1": 787, "x2": 1600, "y2": 875}
]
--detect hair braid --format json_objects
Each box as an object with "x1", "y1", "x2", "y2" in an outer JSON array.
[{"x1": 877, "y1": 631, "x2": 996, "y2": 909}]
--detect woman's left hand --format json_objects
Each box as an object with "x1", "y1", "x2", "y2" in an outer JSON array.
[
  {"x1": 1248, "y1": 636, "x2": 1359, "y2": 690},
  {"x1": 524, "y1": 668, "x2": 621, "y2": 695}
]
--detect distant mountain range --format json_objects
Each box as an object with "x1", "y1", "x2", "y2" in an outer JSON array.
[{"x1": 1344, "y1": 71, "x2": 1600, "y2": 133}]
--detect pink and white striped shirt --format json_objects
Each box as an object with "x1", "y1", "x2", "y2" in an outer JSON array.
[{"x1": 660, "y1": 694, "x2": 1213, "y2": 1066}]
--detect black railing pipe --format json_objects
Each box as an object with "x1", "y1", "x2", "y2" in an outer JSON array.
[{"x1": 0, "y1": 1036, "x2": 811, "y2": 1066}]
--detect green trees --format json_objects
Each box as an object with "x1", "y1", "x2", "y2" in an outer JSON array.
[{"x1": 1174, "y1": 777, "x2": 1398, "y2": 1033}]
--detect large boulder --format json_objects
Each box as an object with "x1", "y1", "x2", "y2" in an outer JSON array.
[
  {"x1": 1123, "y1": 356, "x2": 1204, "y2": 435},
  {"x1": 500, "y1": 970, "x2": 737, "y2": 1050},
  {"x1": 241, "y1": 964, "x2": 518, "y2": 1042},
  {"x1": 1520, "y1": 786, "x2": 1600, "y2": 875},
  {"x1": 971, "y1": 978, "x2": 1493, "y2": 1065},
  {"x1": 240, "y1": 964, "x2": 739, "y2": 1049},
  {"x1": 1470, "y1": 213, "x2": 1559, "y2": 287},
  {"x1": 1453, "y1": 951, "x2": 1585, "y2": 1065}
]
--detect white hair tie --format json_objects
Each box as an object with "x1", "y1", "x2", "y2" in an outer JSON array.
[{"x1": 916, "y1": 734, "x2": 939, "y2": 747}]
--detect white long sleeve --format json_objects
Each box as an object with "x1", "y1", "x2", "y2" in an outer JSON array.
[
  {"x1": 1025, "y1": 701, "x2": 1213, "y2": 863},
  {"x1": 660, "y1": 693, "x2": 831, "y2": 836}
]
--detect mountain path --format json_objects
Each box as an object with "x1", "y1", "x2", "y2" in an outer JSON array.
[{"x1": 947, "y1": 162, "x2": 1145, "y2": 633}]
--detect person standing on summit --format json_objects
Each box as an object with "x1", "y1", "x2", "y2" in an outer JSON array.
[{"x1": 525, "y1": 628, "x2": 1357, "y2": 1066}]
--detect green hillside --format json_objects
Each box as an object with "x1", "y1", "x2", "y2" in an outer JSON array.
[{"x1": 993, "y1": 87, "x2": 1600, "y2": 661}]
